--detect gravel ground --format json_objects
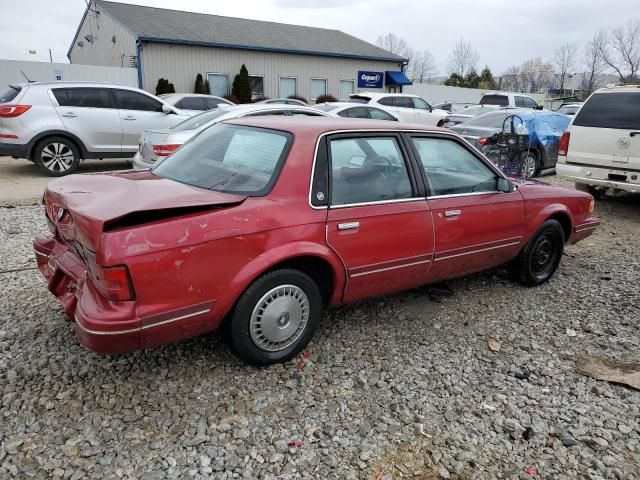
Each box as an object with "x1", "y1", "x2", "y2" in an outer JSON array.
[{"x1": 1, "y1": 177, "x2": 639, "y2": 479}]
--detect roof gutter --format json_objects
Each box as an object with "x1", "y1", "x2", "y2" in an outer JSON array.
[{"x1": 136, "y1": 36, "x2": 407, "y2": 63}]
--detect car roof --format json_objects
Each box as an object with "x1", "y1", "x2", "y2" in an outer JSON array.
[
  {"x1": 594, "y1": 84, "x2": 640, "y2": 93},
  {"x1": 217, "y1": 103, "x2": 325, "y2": 113},
  {"x1": 12, "y1": 81, "x2": 138, "y2": 89},
  {"x1": 162, "y1": 93, "x2": 227, "y2": 99},
  {"x1": 224, "y1": 115, "x2": 444, "y2": 134}
]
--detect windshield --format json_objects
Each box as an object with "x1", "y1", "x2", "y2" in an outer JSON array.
[
  {"x1": 171, "y1": 109, "x2": 229, "y2": 131},
  {"x1": 153, "y1": 124, "x2": 292, "y2": 195}
]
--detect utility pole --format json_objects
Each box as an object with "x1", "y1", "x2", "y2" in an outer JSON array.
[{"x1": 49, "y1": 49, "x2": 53, "y2": 63}]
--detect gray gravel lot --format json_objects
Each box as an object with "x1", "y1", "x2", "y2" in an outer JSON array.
[{"x1": 1, "y1": 177, "x2": 639, "y2": 479}]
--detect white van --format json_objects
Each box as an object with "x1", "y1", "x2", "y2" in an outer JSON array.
[{"x1": 556, "y1": 85, "x2": 640, "y2": 194}]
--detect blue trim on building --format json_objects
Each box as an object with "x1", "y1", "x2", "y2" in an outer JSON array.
[
  {"x1": 136, "y1": 42, "x2": 143, "y2": 89},
  {"x1": 137, "y1": 36, "x2": 407, "y2": 64}
]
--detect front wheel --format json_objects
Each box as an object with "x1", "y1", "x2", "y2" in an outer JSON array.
[
  {"x1": 34, "y1": 136, "x2": 81, "y2": 176},
  {"x1": 229, "y1": 269, "x2": 323, "y2": 365},
  {"x1": 509, "y1": 219, "x2": 565, "y2": 286}
]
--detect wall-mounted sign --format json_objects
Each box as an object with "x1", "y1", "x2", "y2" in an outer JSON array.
[
  {"x1": 357, "y1": 71, "x2": 383, "y2": 89},
  {"x1": 54, "y1": 70, "x2": 63, "y2": 81}
]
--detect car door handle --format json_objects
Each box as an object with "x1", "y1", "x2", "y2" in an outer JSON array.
[
  {"x1": 123, "y1": 116, "x2": 136, "y2": 121},
  {"x1": 630, "y1": 131, "x2": 640, "y2": 137},
  {"x1": 60, "y1": 112, "x2": 78, "y2": 118},
  {"x1": 444, "y1": 209, "x2": 461, "y2": 218},
  {"x1": 338, "y1": 222, "x2": 360, "y2": 231}
]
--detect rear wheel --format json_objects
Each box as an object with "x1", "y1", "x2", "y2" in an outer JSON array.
[
  {"x1": 509, "y1": 219, "x2": 564, "y2": 286},
  {"x1": 229, "y1": 269, "x2": 323, "y2": 365},
  {"x1": 34, "y1": 136, "x2": 81, "y2": 176},
  {"x1": 521, "y1": 150, "x2": 539, "y2": 178}
]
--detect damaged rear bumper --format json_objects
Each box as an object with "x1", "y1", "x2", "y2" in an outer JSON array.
[{"x1": 33, "y1": 231, "x2": 217, "y2": 353}]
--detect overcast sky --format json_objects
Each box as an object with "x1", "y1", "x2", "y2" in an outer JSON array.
[{"x1": 1, "y1": 0, "x2": 638, "y2": 74}]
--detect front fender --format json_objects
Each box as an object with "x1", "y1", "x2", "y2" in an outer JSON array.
[
  {"x1": 218, "y1": 240, "x2": 347, "y2": 317},
  {"x1": 525, "y1": 202, "x2": 573, "y2": 239}
]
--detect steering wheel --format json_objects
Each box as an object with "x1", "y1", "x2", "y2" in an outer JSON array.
[{"x1": 364, "y1": 155, "x2": 393, "y2": 178}]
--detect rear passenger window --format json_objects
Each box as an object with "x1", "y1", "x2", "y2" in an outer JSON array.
[
  {"x1": 177, "y1": 97, "x2": 206, "y2": 110},
  {"x1": 573, "y1": 92, "x2": 640, "y2": 130},
  {"x1": 411, "y1": 137, "x2": 498, "y2": 196},
  {"x1": 341, "y1": 107, "x2": 369, "y2": 118},
  {"x1": 515, "y1": 96, "x2": 525, "y2": 108},
  {"x1": 53, "y1": 88, "x2": 112, "y2": 108},
  {"x1": 205, "y1": 98, "x2": 226, "y2": 109},
  {"x1": 112, "y1": 89, "x2": 162, "y2": 112},
  {"x1": 329, "y1": 136, "x2": 412, "y2": 205},
  {"x1": 368, "y1": 108, "x2": 396, "y2": 121},
  {"x1": 378, "y1": 97, "x2": 395, "y2": 107},
  {"x1": 395, "y1": 97, "x2": 414, "y2": 108}
]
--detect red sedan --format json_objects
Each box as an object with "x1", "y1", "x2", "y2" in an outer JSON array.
[{"x1": 34, "y1": 118, "x2": 600, "y2": 364}]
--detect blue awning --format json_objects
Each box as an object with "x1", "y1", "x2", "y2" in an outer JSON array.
[{"x1": 385, "y1": 71, "x2": 413, "y2": 86}]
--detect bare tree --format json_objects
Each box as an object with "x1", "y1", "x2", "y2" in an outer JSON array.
[
  {"x1": 598, "y1": 18, "x2": 640, "y2": 83},
  {"x1": 500, "y1": 66, "x2": 521, "y2": 91},
  {"x1": 409, "y1": 50, "x2": 438, "y2": 83},
  {"x1": 583, "y1": 31, "x2": 607, "y2": 95},
  {"x1": 519, "y1": 57, "x2": 553, "y2": 93},
  {"x1": 447, "y1": 37, "x2": 479, "y2": 77},
  {"x1": 376, "y1": 33, "x2": 411, "y2": 58},
  {"x1": 554, "y1": 43, "x2": 578, "y2": 91}
]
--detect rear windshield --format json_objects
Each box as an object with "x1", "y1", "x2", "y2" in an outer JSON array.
[
  {"x1": 171, "y1": 109, "x2": 228, "y2": 131},
  {"x1": 153, "y1": 124, "x2": 292, "y2": 196},
  {"x1": 573, "y1": 92, "x2": 640, "y2": 129},
  {"x1": 0, "y1": 86, "x2": 21, "y2": 104},
  {"x1": 349, "y1": 96, "x2": 371, "y2": 104},
  {"x1": 463, "y1": 111, "x2": 510, "y2": 128},
  {"x1": 480, "y1": 94, "x2": 509, "y2": 106}
]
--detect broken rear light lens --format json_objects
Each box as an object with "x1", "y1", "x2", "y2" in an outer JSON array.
[
  {"x1": 87, "y1": 260, "x2": 135, "y2": 302},
  {"x1": 152, "y1": 144, "x2": 181, "y2": 157},
  {"x1": 0, "y1": 105, "x2": 32, "y2": 118}
]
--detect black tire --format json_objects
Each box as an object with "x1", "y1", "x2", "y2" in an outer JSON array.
[
  {"x1": 229, "y1": 269, "x2": 323, "y2": 365},
  {"x1": 33, "y1": 136, "x2": 81, "y2": 176},
  {"x1": 509, "y1": 219, "x2": 565, "y2": 286},
  {"x1": 520, "y1": 150, "x2": 539, "y2": 178}
]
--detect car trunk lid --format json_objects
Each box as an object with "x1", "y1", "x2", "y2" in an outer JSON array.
[
  {"x1": 44, "y1": 169, "x2": 247, "y2": 252},
  {"x1": 138, "y1": 129, "x2": 173, "y2": 164}
]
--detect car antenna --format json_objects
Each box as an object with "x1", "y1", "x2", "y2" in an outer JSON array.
[{"x1": 20, "y1": 70, "x2": 34, "y2": 83}]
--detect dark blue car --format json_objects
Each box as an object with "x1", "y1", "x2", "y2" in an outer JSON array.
[{"x1": 450, "y1": 109, "x2": 571, "y2": 177}]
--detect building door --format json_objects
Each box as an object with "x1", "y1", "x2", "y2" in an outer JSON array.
[
  {"x1": 207, "y1": 74, "x2": 229, "y2": 97},
  {"x1": 339, "y1": 80, "x2": 354, "y2": 100},
  {"x1": 279, "y1": 77, "x2": 297, "y2": 98}
]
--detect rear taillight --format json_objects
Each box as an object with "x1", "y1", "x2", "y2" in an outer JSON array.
[
  {"x1": 152, "y1": 144, "x2": 181, "y2": 157},
  {"x1": 559, "y1": 131, "x2": 570, "y2": 156},
  {"x1": 0, "y1": 105, "x2": 32, "y2": 118},
  {"x1": 479, "y1": 137, "x2": 489, "y2": 145},
  {"x1": 87, "y1": 259, "x2": 135, "y2": 302}
]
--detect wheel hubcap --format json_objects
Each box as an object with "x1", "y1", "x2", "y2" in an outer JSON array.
[
  {"x1": 531, "y1": 233, "x2": 556, "y2": 275},
  {"x1": 249, "y1": 285, "x2": 309, "y2": 352},
  {"x1": 42, "y1": 143, "x2": 74, "y2": 172},
  {"x1": 522, "y1": 155, "x2": 536, "y2": 178}
]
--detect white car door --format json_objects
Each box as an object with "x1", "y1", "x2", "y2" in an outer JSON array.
[
  {"x1": 412, "y1": 97, "x2": 445, "y2": 126},
  {"x1": 51, "y1": 87, "x2": 122, "y2": 153},
  {"x1": 111, "y1": 89, "x2": 188, "y2": 153}
]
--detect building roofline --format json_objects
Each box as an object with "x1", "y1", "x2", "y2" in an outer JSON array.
[
  {"x1": 67, "y1": 3, "x2": 91, "y2": 60},
  {"x1": 137, "y1": 36, "x2": 407, "y2": 63}
]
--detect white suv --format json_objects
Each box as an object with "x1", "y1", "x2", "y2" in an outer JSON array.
[
  {"x1": 556, "y1": 85, "x2": 640, "y2": 194},
  {"x1": 349, "y1": 92, "x2": 448, "y2": 126},
  {"x1": 479, "y1": 92, "x2": 541, "y2": 109},
  {"x1": 0, "y1": 82, "x2": 188, "y2": 176}
]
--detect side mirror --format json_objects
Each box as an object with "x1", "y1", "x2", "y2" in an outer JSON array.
[
  {"x1": 161, "y1": 104, "x2": 173, "y2": 114},
  {"x1": 497, "y1": 177, "x2": 512, "y2": 193}
]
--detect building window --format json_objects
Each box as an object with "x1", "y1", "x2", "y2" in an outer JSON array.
[
  {"x1": 310, "y1": 78, "x2": 327, "y2": 101},
  {"x1": 279, "y1": 77, "x2": 297, "y2": 98},
  {"x1": 339, "y1": 80, "x2": 354, "y2": 100},
  {"x1": 249, "y1": 75, "x2": 264, "y2": 99},
  {"x1": 207, "y1": 73, "x2": 229, "y2": 97}
]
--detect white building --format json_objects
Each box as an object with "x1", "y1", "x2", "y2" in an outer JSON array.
[{"x1": 68, "y1": 1, "x2": 412, "y2": 100}]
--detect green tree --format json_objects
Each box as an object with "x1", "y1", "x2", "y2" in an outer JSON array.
[
  {"x1": 464, "y1": 68, "x2": 480, "y2": 88},
  {"x1": 194, "y1": 73, "x2": 206, "y2": 94},
  {"x1": 232, "y1": 65, "x2": 252, "y2": 104},
  {"x1": 205, "y1": 80, "x2": 211, "y2": 95},
  {"x1": 168, "y1": 82, "x2": 175, "y2": 93},
  {"x1": 155, "y1": 78, "x2": 170, "y2": 95},
  {"x1": 444, "y1": 73, "x2": 464, "y2": 87},
  {"x1": 478, "y1": 66, "x2": 497, "y2": 89}
]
